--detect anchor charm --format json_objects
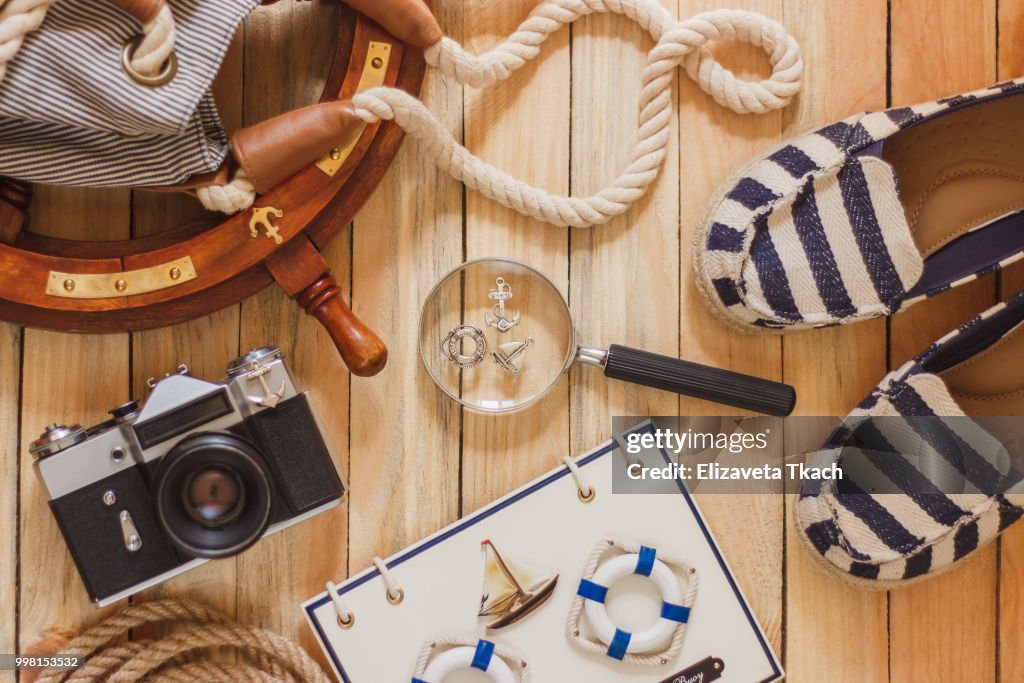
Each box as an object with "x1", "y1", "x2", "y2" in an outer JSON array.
[
  {"x1": 484, "y1": 276, "x2": 520, "y2": 332},
  {"x1": 244, "y1": 365, "x2": 286, "y2": 408},
  {"x1": 249, "y1": 206, "x2": 285, "y2": 245},
  {"x1": 492, "y1": 337, "x2": 534, "y2": 374}
]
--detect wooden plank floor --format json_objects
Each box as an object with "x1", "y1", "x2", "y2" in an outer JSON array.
[{"x1": 2, "y1": 0, "x2": 1023, "y2": 680}]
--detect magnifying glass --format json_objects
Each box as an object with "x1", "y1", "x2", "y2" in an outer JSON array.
[{"x1": 418, "y1": 258, "x2": 796, "y2": 416}]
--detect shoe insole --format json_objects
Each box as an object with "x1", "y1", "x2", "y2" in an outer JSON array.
[
  {"x1": 883, "y1": 95, "x2": 1024, "y2": 258},
  {"x1": 940, "y1": 322, "x2": 1024, "y2": 416}
]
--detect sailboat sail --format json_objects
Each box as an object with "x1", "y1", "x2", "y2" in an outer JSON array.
[{"x1": 478, "y1": 539, "x2": 559, "y2": 629}]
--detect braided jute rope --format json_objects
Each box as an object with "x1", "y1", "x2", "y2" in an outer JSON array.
[
  {"x1": 0, "y1": 0, "x2": 177, "y2": 83},
  {"x1": 412, "y1": 633, "x2": 532, "y2": 682},
  {"x1": 35, "y1": 599, "x2": 331, "y2": 683},
  {"x1": 348, "y1": 0, "x2": 802, "y2": 227},
  {"x1": 566, "y1": 536, "x2": 699, "y2": 666}
]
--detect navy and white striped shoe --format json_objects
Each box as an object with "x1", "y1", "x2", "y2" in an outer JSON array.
[
  {"x1": 795, "y1": 292, "x2": 1024, "y2": 587},
  {"x1": 695, "y1": 77, "x2": 1024, "y2": 331}
]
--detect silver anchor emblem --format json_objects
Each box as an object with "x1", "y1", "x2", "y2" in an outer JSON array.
[
  {"x1": 484, "y1": 276, "x2": 521, "y2": 332},
  {"x1": 245, "y1": 365, "x2": 286, "y2": 408},
  {"x1": 492, "y1": 338, "x2": 534, "y2": 374}
]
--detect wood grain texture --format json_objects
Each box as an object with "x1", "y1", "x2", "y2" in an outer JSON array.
[
  {"x1": 569, "y1": 0, "x2": 680, "y2": 447},
  {"x1": 235, "y1": 3, "x2": 351, "y2": 663},
  {"x1": 0, "y1": 322, "x2": 17, "y2": 683},
  {"x1": 460, "y1": 0, "x2": 572, "y2": 515},
  {"x1": 127, "y1": 29, "x2": 245, "y2": 618},
  {"x1": 3, "y1": 1, "x2": 1022, "y2": 681},
  {"x1": 889, "y1": 2, "x2": 1000, "y2": 682},
  {"x1": 997, "y1": 3, "x2": 1024, "y2": 679},
  {"x1": 780, "y1": 1, "x2": 890, "y2": 681},
  {"x1": 678, "y1": 0, "x2": 786, "y2": 659},
  {"x1": 18, "y1": 186, "x2": 131, "y2": 652},
  {"x1": 346, "y1": 0, "x2": 463, "y2": 581}
]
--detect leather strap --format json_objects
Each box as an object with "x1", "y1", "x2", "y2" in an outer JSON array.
[
  {"x1": 260, "y1": 0, "x2": 440, "y2": 50},
  {"x1": 342, "y1": 0, "x2": 441, "y2": 49},
  {"x1": 230, "y1": 100, "x2": 364, "y2": 194},
  {"x1": 109, "y1": 0, "x2": 166, "y2": 25}
]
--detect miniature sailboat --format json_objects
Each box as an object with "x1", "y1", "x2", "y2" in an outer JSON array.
[{"x1": 478, "y1": 539, "x2": 559, "y2": 630}]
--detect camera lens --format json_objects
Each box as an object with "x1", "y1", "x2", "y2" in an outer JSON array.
[
  {"x1": 154, "y1": 432, "x2": 273, "y2": 559},
  {"x1": 184, "y1": 466, "x2": 244, "y2": 526}
]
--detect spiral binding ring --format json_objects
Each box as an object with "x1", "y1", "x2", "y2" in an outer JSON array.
[
  {"x1": 326, "y1": 581, "x2": 355, "y2": 629},
  {"x1": 563, "y1": 455, "x2": 595, "y2": 503},
  {"x1": 372, "y1": 556, "x2": 405, "y2": 604}
]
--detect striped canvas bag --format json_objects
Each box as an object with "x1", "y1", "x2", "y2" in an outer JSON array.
[{"x1": 0, "y1": 0, "x2": 256, "y2": 188}]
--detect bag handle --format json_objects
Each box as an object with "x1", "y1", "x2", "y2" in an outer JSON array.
[
  {"x1": 110, "y1": 0, "x2": 165, "y2": 25},
  {"x1": 0, "y1": 0, "x2": 177, "y2": 86},
  {"x1": 110, "y1": 0, "x2": 178, "y2": 85}
]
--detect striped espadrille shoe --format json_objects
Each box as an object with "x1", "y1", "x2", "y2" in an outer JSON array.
[
  {"x1": 695, "y1": 77, "x2": 1024, "y2": 331},
  {"x1": 795, "y1": 292, "x2": 1024, "y2": 588}
]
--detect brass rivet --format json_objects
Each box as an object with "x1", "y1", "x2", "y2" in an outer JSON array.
[
  {"x1": 371, "y1": 57, "x2": 384, "y2": 69},
  {"x1": 63, "y1": 279, "x2": 75, "y2": 292},
  {"x1": 329, "y1": 148, "x2": 341, "y2": 160},
  {"x1": 115, "y1": 279, "x2": 128, "y2": 292},
  {"x1": 169, "y1": 267, "x2": 181, "y2": 281}
]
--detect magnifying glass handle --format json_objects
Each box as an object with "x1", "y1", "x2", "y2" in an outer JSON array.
[{"x1": 601, "y1": 345, "x2": 796, "y2": 416}]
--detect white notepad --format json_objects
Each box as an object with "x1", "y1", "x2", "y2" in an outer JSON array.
[{"x1": 302, "y1": 421, "x2": 783, "y2": 682}]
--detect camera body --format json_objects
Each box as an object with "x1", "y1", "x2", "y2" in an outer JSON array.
[{"x1": 31, "y1": 346, "x2": 345, "y2": 606}]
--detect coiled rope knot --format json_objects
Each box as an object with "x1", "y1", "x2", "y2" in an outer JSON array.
[
  {"x1": 34, "y1": 598, "x2": 331, "y2": 683},
  {"x1": 352, "y1": 0, "x2": 802, "y2": 228},
  {"x1": 0, "y1": 0, "x2": 177, "y2": 83}
]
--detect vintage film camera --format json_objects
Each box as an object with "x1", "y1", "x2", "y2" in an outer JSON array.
[{"x1": 30, "y1": 346, "x2": 345, "y2": 605}]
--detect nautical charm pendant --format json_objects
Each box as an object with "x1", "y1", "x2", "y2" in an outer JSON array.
[
  {"x1": 485, "y1": 277, "x2": 521, "y2": 332},
  {"x1": 442, "y1": 324, "x2": 487, "y2": 369},
  {"x1": 492, "y1": 338, "x2": 534, "y2": 374},
  {"x1": 478, "y1": 539, "x2": 559, "y2": 630}
]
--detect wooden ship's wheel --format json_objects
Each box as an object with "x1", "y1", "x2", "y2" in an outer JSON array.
[{"x1": 0, "y1": 4, "x2": 427, "y2": 376}]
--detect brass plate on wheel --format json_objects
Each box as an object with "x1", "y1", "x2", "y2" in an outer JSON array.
[
  {"x1": 46, "y1": 256, "x2": 198, "y2": 299},
  {"x1": 315, "y1": 41, "x2": 393, "y2": 176}
]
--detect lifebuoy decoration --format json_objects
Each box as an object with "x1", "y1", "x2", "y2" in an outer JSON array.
[
  {"x1": 0, "y1": 2, "x2": 430, "y2": 377},
  {"x1": 568, "y1": 538, "x2": 698, "y2": 666},
  {"x1": 411, "y1": 636, "x2": 530, "y2": 683}
]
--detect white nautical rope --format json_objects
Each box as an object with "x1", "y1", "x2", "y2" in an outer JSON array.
[
  {"x1": 412, "y1": 633, "x2": 532, "y2": 682},
  {"x1": 348, "y1": 0, "x2": 802, "y2": 227},
  {"x1": 566, "y1": 536, "x2": 699, "y2": 666},
  {"x1": 131, "y1": 4, "x2": 176, "y2": 77},
  {"x1": 372, "y1": 556, "x2": 404, "y2": 602},
  {"x1": 563, "y1": 455, "x2": 594, "y2": 500},
  {"x1": 0, "y1": 0, "x2": 177, "y2": 83},
  {"x1": 197, "y1": 168, "x2": 255, "y2": 213}
]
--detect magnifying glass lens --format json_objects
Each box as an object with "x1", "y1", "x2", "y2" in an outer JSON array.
[
  {"x1": 419, "y1": 259, "x2": 575, "y2": 413},
  {"x1": 421, "y1": 259, "x2": 797, "y2": 416}
]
